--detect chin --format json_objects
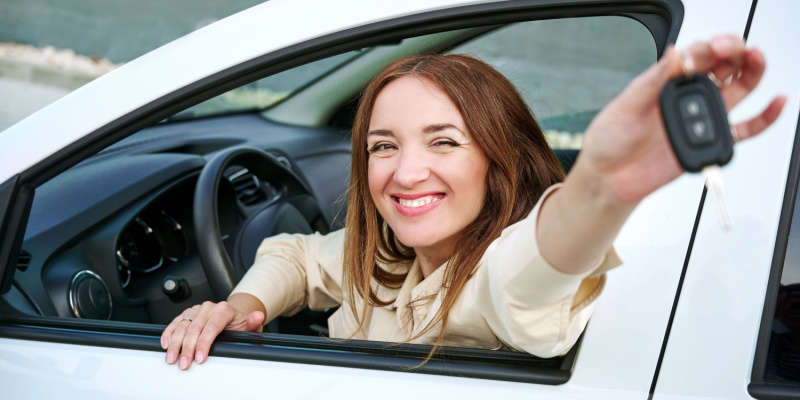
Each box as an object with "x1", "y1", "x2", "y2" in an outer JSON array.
[{"x1": 392, "y1": 228, "x2": 451, "y2": 251}]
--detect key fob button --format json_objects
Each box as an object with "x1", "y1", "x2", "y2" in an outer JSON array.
[
  {"x1": 685, "y1": 117, "x2": 716, "y2": 145},
  {"x1": 679, "y1": 93, "x2": 709, "y2": 119}
]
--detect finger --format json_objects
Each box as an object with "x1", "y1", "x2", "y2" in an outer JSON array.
[
  {"x1": 722, "y1": 48, "x2": 767, "y2": 111},
  {"x1": 246, "y1": 310, "x2": 266, "y2": 333},
  {"x1": 683, "y1": 35, "x2": 747, "y2": 75},
  {"x1": 194, "y1": 302, "x2": 238, "y2": 364},
  {"x1": 178, "y1": 301, "x2": 218, "y2": 369},
  {"x1": 732, "y1": 96, "x2": 787, "y2": 141},
  {"x1": 700, "y1": 35, "x2": 747, "y2": 79},
  {"x1": 165, "y1": 306, "x2": 198, "y2": 365},
  {"x1": 161, "y1": 313, "x2": 186, "y2": 349}
]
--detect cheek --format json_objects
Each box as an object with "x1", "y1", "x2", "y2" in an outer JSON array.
[
  {"x1": 465, "y1": 159, "x2": 489, "y2": 211},
  {"x1": 367, "y1": 159, "x2": 389, "y2": 201}
]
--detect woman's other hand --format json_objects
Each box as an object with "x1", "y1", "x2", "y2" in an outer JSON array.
[
  {"x1": 161, "y1": 293, "x2": 266, "y2": 370},
  {"x1": 581, "y1": 34, "x2": 786, "y2": 204},
  {"x1": 538, "y1": 35, "x2": 786, "y2": 274}
]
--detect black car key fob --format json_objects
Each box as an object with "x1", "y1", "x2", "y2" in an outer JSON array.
[{"x1": 660, "y1": 74, "x2": 733, "y2": 172}]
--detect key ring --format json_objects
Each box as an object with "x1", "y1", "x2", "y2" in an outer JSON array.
[{"x1": 680, "y1": 51, "x2": 725, "y2": 86}]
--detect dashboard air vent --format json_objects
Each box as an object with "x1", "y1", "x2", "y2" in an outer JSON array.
[
  {"x1": 16, "y1": 251, "x2": 31, "y2": 271},
  {"x1": 229, "y1": 168, "x2": 266, "y2": 206}
]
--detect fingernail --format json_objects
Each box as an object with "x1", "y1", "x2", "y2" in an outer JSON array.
[
  {"x1": 196, "y1": 351, "x2": 204, "y2": 364},
  {"x1": 711, "y1": 36, "x2": 733, "y2": 53},
  {"x1": 161, "y1": 337, "x2": 168, "y2": 349},
  {"x1": 659, "y1": 47, "x2": 672, "y2": 74},
  {"x1": 166, "y1": 351, "x2": 176, "y2": 364},
  {"x1": 179, "y1": 357, "x2": 188, "y2": 370}
]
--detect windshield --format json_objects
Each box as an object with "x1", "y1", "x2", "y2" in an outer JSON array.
[{"x1": 172, "y1": 49, "x2": 366, "y2": 120}]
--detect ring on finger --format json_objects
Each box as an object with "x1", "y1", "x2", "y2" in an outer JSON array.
[
  {"x1": 731, "y1": 124, "x2": 741, "y2": 143},
  {"x1": 707, "y1": 71, "x2": 724, "y2": 87},
  {"x1": 680, "y1": 51, "x2": 695, "y2": 76},
  {"x1": 182, "y1": 316, "x2": 193, "y2": 323}
]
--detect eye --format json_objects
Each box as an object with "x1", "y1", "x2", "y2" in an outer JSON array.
[
  {"x1": 368, "y1": 142, "x2": 396, "y2": 153},
  {"x1": 433, "y1": 139, "x2": 460, "y2": 148}
]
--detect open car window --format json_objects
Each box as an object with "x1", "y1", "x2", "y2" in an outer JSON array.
[
  {"x1": 1, "y1": 1, "x2": 677, "y2": 386},
  {"x1": 448, "y1": 16, "x2": 655, "y2": 150}
]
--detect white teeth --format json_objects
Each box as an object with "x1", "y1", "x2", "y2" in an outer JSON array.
[{"x1": 398, "y1": 196, "x2": 441, "y2": 208}]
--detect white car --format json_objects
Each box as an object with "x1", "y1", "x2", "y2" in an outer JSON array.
[{"x1": 1, "y1": 0, "x2": 799, "y2": 398}]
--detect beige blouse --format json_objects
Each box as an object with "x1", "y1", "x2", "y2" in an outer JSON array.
[{"x1": 230, "y1": 186, "x2": 621, "y2": 358}]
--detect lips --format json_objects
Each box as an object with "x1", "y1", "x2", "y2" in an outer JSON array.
[
  {"x1": 391, "y1": 193, "x2": 446, "y2": 216},
  {"x1": 394, "y1": 194, "x2": 443, "y2": 208}
]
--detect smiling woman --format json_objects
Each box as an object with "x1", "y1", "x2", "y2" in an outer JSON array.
[
  {"x1": 365, "y1": 76, "x2": 491, "y2": 272},
  {"x1": 164, "y1": 54, "x2": 594, "y2": 369},
  {"x1": 340, "y1": 54, "x2": 571, "y2": 354}
]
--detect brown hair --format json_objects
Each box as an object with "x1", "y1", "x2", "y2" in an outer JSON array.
[{"x1": 342, "y1": 54, "x2": 565, "y2": 353}]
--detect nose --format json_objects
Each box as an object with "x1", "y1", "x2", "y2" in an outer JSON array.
[{"x1": 393, "y1": 146, "x2": 430, "y2": 188}]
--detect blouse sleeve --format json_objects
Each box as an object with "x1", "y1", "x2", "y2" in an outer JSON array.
[
  {"x1": 229, "y1": 230, "x2": 345, "y2": 320},
  {"x1": 473, "y1": 184, "x2": 622, "y2": 357}
]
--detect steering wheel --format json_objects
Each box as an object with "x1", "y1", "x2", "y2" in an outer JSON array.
[{"x1": 193, "y1": 146, "x2": 327, "y2": 300}]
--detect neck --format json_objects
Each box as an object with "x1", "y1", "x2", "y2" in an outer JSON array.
[{"x1": 415, "y1": 248, "x2": 450, "y2": 278}]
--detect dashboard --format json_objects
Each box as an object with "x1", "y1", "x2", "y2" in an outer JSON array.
[{"x1": 10, "y1": 113, "x2": 352, "y2": 326}]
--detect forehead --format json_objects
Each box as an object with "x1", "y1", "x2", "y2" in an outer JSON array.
[{"x1": 369, "y1": 76, "x2": 465, "y2": 130}]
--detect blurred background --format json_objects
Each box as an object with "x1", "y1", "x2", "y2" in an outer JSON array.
[{"x1": 0, "y1": 0, "x2": 263, "y2": 131}]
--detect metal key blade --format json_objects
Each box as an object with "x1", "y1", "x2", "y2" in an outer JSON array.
[{"x1": 702, "y1": 164, "x2": 733, "y2": 230}]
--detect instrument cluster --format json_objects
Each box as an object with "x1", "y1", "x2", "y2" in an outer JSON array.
[{"x1": 116, "y1": 208, "x2": 189, "y2": 289}]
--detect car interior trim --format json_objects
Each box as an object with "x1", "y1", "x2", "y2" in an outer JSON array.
[
  {"x1": 747, "y1": 105, "x2": 800, "y2": 399},
  {"x1": 0, "y1": 175, "x2": 33, "y2": 295},
  {"x1": 68, "y1": 270, "x2": 113, "y2": 320}
]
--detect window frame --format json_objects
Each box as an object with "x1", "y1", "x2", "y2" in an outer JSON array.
[
  {"x1": 748, "y1": 105, "x2": 800, "y2": 398},
  {"x1": 0, "y1": 0, "x2": 683, "y2": 385}
]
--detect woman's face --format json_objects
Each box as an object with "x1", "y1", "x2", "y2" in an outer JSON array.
[{"x1": 367, "y1": 76, "x2": 489, "y2": 261}]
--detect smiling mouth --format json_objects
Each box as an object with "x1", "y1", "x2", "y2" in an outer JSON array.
[{"x1": 393, "y1": 194, "x2": 445, "y2": 208}]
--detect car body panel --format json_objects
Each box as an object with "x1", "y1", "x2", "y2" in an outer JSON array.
[
  {"x1": 654, "y1": 0, "x2": 800, "y2": 398},
  {"x1": 573, "y1": 0, "x2": 754, "y2": 394}
]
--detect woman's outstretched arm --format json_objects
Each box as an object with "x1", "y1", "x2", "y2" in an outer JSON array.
[{"x1": 537, "y1": 35, "x2": 787, "y2": 275}]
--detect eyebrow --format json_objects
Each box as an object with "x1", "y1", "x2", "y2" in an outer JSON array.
[
  {"x1": 423, "y1": 123, "x2": 465, "y2": 135},
  {"x1": 366, "y1": 129, "x2": 392, "y2": 137},
  {"x1": 366, "y1": 123, "x2": 465, "y2": 137}
]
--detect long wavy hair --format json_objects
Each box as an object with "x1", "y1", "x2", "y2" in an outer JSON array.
[{"x1": 342, "y1": 54, "x2": 565, "y2": 351}]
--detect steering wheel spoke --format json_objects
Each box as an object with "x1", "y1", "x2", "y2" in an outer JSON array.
[{"x1": 193, "y1": 146, "x2": 327, "y2": 300}]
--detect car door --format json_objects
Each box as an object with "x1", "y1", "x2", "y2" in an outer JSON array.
[
  {"x1": 0, "y1": 0, "x2": 733, "y2": 398},
  {"x1": 650, "y1": 0, "x2": 800, "y2": 399}
]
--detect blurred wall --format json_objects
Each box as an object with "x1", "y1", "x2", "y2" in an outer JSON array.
[{"x1": 0, "y1": 0, "x2": 266, "y2": 62}]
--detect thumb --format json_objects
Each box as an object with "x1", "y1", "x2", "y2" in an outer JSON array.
[
  {"x1": 614, "y1": 45, "x2": 683, "y2": 115},
  {"x1": 245, "y1": 310, "x2": 265, "y2": 332}
]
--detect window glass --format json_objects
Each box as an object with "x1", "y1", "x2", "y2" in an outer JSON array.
[
  {"x1": 450, "y1": 16, "x2": 656, "y2": 149},
  {"x1": 172, "y1": 50, "x2": 366, "y2": 120},
  {"x1": 763, "y1": 194, "x2": 800, "y2": 384}
]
